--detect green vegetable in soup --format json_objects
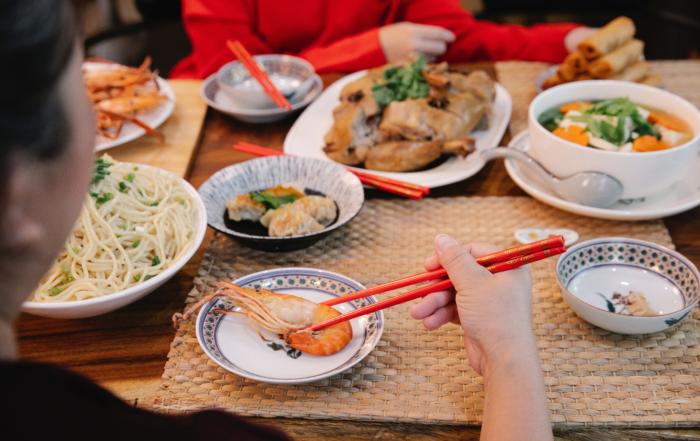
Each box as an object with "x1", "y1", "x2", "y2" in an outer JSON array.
[
  {"x1": 372, "y1": 56, "x2": 430, "y2": 108},
  {"x1": 537, "y1": 107, "x2": 563, "y2": 131}
]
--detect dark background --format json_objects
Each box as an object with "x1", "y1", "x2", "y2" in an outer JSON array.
[{"x1": 78, "y1": 0, "x2": 700, "y2": 76}]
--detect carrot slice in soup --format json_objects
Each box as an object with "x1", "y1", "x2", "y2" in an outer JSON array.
[
  {"x1": 632, "y1": 135, "x2": 669, "y2": 152},
  {"x1": 560, "y1": 102, "x2": 592, "y2": 113},
  {"x1": 648, "y1": 111, "x2": 691, "y2": 133},
  {"x1": 553, "y1": 125, "x2": 589, "y2": 146}
]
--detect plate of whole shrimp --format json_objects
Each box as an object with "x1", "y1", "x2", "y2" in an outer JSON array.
[
  {"x1": 175, "y1": 268, "x2": 384, "y2": 384},
  {"x1": 83, "y1": 57, "x2": 175, "y2": 151}
]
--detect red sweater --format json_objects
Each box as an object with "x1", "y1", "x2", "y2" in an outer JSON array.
[{"x1": 171, "y1": 0, "x2": 578, "y2": 78}]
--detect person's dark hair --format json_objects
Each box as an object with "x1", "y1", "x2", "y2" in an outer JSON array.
[{"x1": 0, "y1": 0, "x2": 77, "y2": 159}]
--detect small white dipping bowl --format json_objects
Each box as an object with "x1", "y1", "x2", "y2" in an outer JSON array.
[
  {"x1": 529, "y1": 81, "x2": 700, "y2": 199},
  {"x1": 556, "y1": 237, "x2": 700, "y2": 334},
  {"x1": 21, "y1": 165, "x2": 207, "y2": 319},
  {"x1": 217, "y1": 55, "x2": 315, "y2": 109}
]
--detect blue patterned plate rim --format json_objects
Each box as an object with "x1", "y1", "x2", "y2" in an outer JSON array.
[
  {"x1": 195, "y1": 267, "x2": 385, "y2": 384},
  {"x1": 556, "y1": 237, "x2": 700, "y2": 318}
]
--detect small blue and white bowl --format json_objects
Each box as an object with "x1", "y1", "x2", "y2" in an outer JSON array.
[
  {"x1": 556, "y1": 237, "x2": 700, "y2": 334},
  {"x1": 199, "y1": 156, "x2": 364, "y2": 251},
  {"x1": 195, "y1": 267, "x2": 384, "y2": 384}
]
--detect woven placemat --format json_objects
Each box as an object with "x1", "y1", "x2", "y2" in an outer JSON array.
[
  {"x1": 495, "y1": 60, "x2": 700, "y2": 135},
  {"x1": 151, "y1": 197, "x2": 700, "y2": 427}
]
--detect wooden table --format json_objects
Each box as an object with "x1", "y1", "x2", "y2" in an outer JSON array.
[{"x1": 16, "y1": 65, "x2": 700, "y2": 440}]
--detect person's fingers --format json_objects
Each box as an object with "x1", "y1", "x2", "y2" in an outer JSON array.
[
  {"x1": 410, "y1": 289, "x2": 454, "y2": 319},
  {"x1": 463, "y1": 242, "x2": 501, "y2": 259},
  {"x1": 434, "y1": 235, "x2": 491, "y2": 291},
  {"x1": 411, "y1": 24, "x2": 456, "y2": 42},
  {"x1": 423, "y1": 304, "x2": 458, "y2": 330},
  {"x1": 413, "y1": 39, "x2": 448, "y2": 56},
  {"x1": 424, "y1": 253, "x2": 440, "y2": 271}
]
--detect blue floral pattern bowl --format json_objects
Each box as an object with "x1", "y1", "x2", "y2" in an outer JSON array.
[
  {"x1": 556, "y1": 237, "x2": 700, "y2": 334},
  {"x1": 195, "y1": 267, "x2": 384, "y2": 384}
]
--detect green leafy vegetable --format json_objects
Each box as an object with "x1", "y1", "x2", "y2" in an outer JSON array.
[
  {"x1": 92, "y1": 157, "x2": 113, "y2": 185},
  {"x1": 124, "y1": 173, "x2": 135, "y2": 183},
  {"x1": 90, "y1": 191, "x2": 113, "y2": 205},
  {"x1": 143, "y1": 274, "x2": 155, "y2": 281},
  {"x1": 118, "y1": 181, "x2": 129, "y2": 193},
  {"x1": 131, "y1": 240, "x2": 141, "y2": 249},
  {"x1": 371, "y1": 56, "x2": 430, "y2": 108},
  {"x1": 151, "y1": 256, "x2": 161, "y2": 266},
  {"x1": 537, "y1": 107, "x2": 563, "y2": 131},
  {"x1": 250, "y1": 191, "x2": 299, "y2": 209}
]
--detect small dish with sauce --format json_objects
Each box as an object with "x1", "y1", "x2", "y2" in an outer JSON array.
[{"x1": 556, "y1": 237, "x2": 700, "y2": 334}]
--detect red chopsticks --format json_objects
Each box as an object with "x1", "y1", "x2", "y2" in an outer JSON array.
[
  {"x1": 232, "y1": 142, "x2": 430, "y2": 200},
  {"x1": 305, "y1": 236, "x2": 566, "y2": 332},
  {"x1": 226, "y1": 40, "x2": 292, "y2": 110}
]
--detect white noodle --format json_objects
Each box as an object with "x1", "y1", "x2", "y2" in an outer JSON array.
[{"x1": 31, "y1": 155, "x2": 195, "y2": 302}]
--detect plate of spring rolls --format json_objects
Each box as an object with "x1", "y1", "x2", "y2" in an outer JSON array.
[{"x1": 537, "y1": 16, "x2": 662, "y2": 92}]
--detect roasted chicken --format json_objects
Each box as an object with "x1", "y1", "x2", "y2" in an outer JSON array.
[{"x1": 323, "y1": 60, "x2": 495, "y2": 172}]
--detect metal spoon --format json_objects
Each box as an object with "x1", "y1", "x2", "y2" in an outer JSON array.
[{"x1": 480, "y1": 148, "x2": 623, "y2": 208}]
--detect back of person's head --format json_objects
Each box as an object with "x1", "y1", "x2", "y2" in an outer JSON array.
[{"x1": 0, "y1": 0, "x2": 76, "y2": 160}]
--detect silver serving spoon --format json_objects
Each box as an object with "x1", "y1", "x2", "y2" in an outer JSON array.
[{"x1": 480, "y1": 148, "x2": 623, "y2": 208}]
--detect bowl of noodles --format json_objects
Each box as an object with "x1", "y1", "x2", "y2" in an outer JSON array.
[{"x1": 22, "y1": 156, "x2": 207, "y2": 319}]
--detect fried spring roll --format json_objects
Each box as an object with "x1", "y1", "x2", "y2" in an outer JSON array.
[
  {"x1": 611, "y1": 60, "x2": 650, "y2": 82},
  {"x1": 542, "y1": 73, "x2": 563, "y2": 90},
  {"x1": 639, "y1": 74, "x2": 662, "y2": 87},
  {"x1": 588, "y1": 39, "x2": 644, "y2": 78},
  {"x1": 563, "y1": 51, "x2": 589, "y2": 73},
  {"x1": 557, "y1": 62, "x2": 578, "y2": 81},
  {"x1": 577, "y1": 16, "x2": 636, "y2": 60}
]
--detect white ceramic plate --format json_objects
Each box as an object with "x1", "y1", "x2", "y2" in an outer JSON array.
[
  {"x1": 196, "y1": 268, "x2": 384, "y2": 384},
  {"x1": 284, "y1": 70, "x2": 512, "y2": 188},
  {"x1": 84, "y1": 62, "x2": 176, "y2": 152},
  {"x1": 21, "y1": 163, "x2": 207, "y2": 319},
  {"x1": 506, "y1": 131, "x2": 700, "y2": 221}
]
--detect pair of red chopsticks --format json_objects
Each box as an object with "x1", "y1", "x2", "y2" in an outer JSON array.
[
  {"x1": 305, "y1": 235, "x2": 566, "y2": 332},
  {"x1": 226, "y1": 40, "x2": 292, "y2": 110},
  {"x1": 232, "y1": 142, "x2": 430, "y2": 199}
]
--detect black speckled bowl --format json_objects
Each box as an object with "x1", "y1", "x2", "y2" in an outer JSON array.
[{"x1": 198, "y1": 156, "x2": 364, "y2": 251}]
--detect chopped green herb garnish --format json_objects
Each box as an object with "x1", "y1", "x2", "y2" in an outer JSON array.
[
  {"x1": 118, "y1": 181, "x2": 129, "y2": 193},
  {"x1": 372, "y1": 55, "x2": 429, "y2": 108},
  {"x1": 124, "y1": 173, "x2": 135, "y2": 183},
  {"x1": 92, "y1": 157, "x2": 113, "y2": 185},
  {"x1": 250, "y1": 191, "x2": 298, "y2": 209},
  {"x1": 151, "y1": 256, "x2": 161, "y2": 266},
  {"x1": 131, "y1": 240, "x2": 141, "y2": 249},
  {"x1": 49, "y1": 287, "x2": 64, "y2": 296},
  {"x1": 149, "y1": 200, "x2": 161, "y2": 207},
  {"x1": 90, "y1": 191, "x2": 113, "y2": 205},
  {"x1": 133, "y1": 274, "x2": 141, "y2": 282},
  {"x1": 143, "y1": 274, "x2": 155, "y2": 281}
]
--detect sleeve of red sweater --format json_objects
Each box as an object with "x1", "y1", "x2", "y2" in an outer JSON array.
[
  {"x1": 172, "y1": 0, "x2": 386, "y2": 78},
  {"x1": 172, "y1": 0, "x2": 274, "y2": 79},
  {"x1": 399, "y1": 0, "x2": 579, "y2": 64}
]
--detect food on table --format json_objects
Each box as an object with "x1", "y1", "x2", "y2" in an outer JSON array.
[
  {"x1": 225, "y1": 184, "x2": 337, "y2": 237},
  {"x1": 538, "y1": 97, "x2": 693, "y2": 152},
  {"x1": 31, "y1": 155, "x2": 197, "y2": 302},
  {"x1": 323, "y1": 56, "x2": 495, "y2": 172},
  {"x1": 174, "y1": 282, "x2": 353, "y2": 356},
  {"x1": 83, "y1": 57, "x2": 168, "y2": 140},
  {"x1": 542, "y1": 16, "x2": 660, "y2": 89},
  {"x1": 598, "y1": 291, "x2": 657, "y2": 316}
]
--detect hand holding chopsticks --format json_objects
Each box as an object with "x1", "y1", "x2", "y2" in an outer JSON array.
[
  {"x1": 304, "y1": 235, "x2": 566, "y2": 332},
  {"x1": 232, "y1": 142, "x2": 430, "y2": 199}
]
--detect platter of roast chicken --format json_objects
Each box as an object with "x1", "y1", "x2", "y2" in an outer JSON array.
[{"x1": 284, "y1": 56, "x2": 511, "y2": 188}]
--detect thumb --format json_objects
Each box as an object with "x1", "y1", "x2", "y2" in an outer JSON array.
[{"x1": 434, "y1": 234, "x2": 490, "y2": 291}]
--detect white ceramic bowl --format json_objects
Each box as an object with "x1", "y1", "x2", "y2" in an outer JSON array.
[
  {"x1": 529, "y1": 80, "x2": 700, "y2": 199},
  {"x1": 216, "y1": 55, "x2": 316, "y2": 109},
  {"x1": 556, "y1": 237, "x2": 700, "y2": 334},
  {"x1": 21, "y1": 166, "x2": 207, "y2": 319}
]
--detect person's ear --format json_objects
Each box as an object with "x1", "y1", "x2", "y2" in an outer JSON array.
[{"x1": 0, "y1": 154, "x2": 44, "y2": 252}]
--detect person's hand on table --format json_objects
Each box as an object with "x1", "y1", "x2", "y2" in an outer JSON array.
[
  {"x1": 379, "y1": 22, "x2": 455, "y2": 62},
  {"x1": 410, "y1": 234, "x2": 533, "y2": 375},
  {"x1": 410, "y1": 234, "x2": 552, "y2": 441}
]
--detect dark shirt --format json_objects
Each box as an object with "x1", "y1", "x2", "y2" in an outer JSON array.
[{"x1": 2, "y1": 361, "x2": 290, "y2": 441}]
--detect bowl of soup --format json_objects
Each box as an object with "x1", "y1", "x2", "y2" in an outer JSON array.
[{"x1": 529, "y1": 80, "x2": 700, "y2": 199}]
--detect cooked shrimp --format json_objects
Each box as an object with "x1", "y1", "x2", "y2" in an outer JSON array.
[{"x1": 174, "y1": 282, "x2": 353, "y2": 356}]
